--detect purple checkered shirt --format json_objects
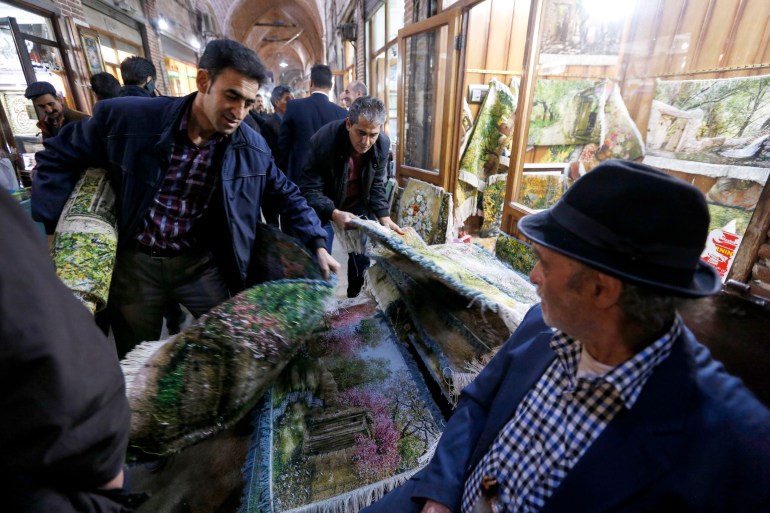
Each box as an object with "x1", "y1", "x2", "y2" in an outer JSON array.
[
  {"x1": 135, "y1": 109, "x2": 222, "y2": 250},
  {"x1": 460, "y1": 316, "x2": 682, "y2": 513}
]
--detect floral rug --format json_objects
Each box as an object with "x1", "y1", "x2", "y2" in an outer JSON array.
[
  {"x1": 240, "y1": 297, "x2": 445, "y2": 513},
  {"x1": 50, "y1": 168, "x2": 117, "y2": 314},
  {"x1": 396, "y1": 178, "x2": 453, "y2": 245}
]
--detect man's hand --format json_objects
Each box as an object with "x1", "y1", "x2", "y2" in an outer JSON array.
[
  {"x1": 331, "y1": 209, "x2": 360, "y2": 229},
  {"x1": 379, "y1": 216, "x2": 405, "y2": 235},
  {"x1": 422, "y1": 500, "x2": 452, "y2": 513},
  {"x1": 316, "y1": 247, "x2": 341, "y2": 279}
]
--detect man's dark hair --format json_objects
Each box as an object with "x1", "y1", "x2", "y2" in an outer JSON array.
[
  {"x1": 198, "y1": 39, "x2": 267, "y2": 85},
  {"x1": 90, "y1": 72, "x2": 120, "y2": 100},
  {"x1": 270, "y1": 85, "x2": 292, "y2": 107},
  {"x1": 310, "y1": 64, "x2": 333, "y2": 89},
  {"x1": 120, "y1": 56, "x2": 156, "y2": 85},
  {"x1": 349, "y1": 96, "x2": 386, "y2": 126}
]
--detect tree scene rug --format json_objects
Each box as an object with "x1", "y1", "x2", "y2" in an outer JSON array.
[{"x1": 240, "y1": 297, "x2": 445, "y2": 513}]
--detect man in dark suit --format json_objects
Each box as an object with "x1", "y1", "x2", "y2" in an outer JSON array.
[
  {"x1": 361, "y1": 160, "x2": 770, "y2": 513},
  {"x1": 278, "y1": 64, "x2": 347, "y2": 183}
]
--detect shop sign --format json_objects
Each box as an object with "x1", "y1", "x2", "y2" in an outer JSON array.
[{"x1": 701, "y1": 224, "x2": 742, "y2": 281}]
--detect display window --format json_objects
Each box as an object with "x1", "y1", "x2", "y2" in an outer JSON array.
[
  {"x1": 164, "y1": 57, "x2": 197, "y2": 97},
  {"x1": 368, "y1": 1, "x2": 404, "y2": 139},
  {"x1": 395, "y1": 0, "x2": 770, "y2": 285},
  {"x1": 0, "y1": 1, "x2": 77, "y2": 185}
]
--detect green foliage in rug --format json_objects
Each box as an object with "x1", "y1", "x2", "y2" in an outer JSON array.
[
  {"x1": 326, "y1": 356, "x2": 390, "y2": 390},
  {"x1": 154, "y1": 359, "x2": 188, "y2": 411},
  {"x1": 480, "y1": 176, "x2": 507, "y2": 238},
  {"x1": 518, "y1": 173, "x2": 564, "y2": 210},
  {"x1": 397, "y1": 435, "x2": 426, "y2": 471},
  {"x1": 69, "y1": 174, "x2": 101, "y2": 215},
  {"x1": 51, "y1": 232, "x2": 117, "y2": 311},
  {"x1": 273, "y1": 402, "x2": 310, "y2": 476},
  {"x1": 356, "y1": 318, "x2": 380, "y2": 347},
  {"x1": 495, "y1": 234, "x2": 538, "y2": 276},
  {"x1": 708, "y1": 203, "x2": 754, "y2": 236}
]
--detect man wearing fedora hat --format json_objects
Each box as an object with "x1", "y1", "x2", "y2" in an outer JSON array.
[
  {"x1": 361, "y1": 160, "x2": 770, "y2": 513},
  {"x1": 24, "y1": 81, "x2": 88, "y2": 139}
]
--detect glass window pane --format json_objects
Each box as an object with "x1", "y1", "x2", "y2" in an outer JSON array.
[
  {"x1": 0, "y1": 1, "x2": 55, "y2": 41},
  {"x1": 403, "y1": 24, "x2": 448, "y2": 173},
  {"x1": 371, "y1": 5, "x2": 385, "y2": 52},
  {"x1": 387, "y1": 0, "x2": 404, "y2": 42}
]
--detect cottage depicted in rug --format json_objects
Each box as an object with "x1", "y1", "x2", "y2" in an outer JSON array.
[{"x1": 241, "y1": 297, "x2": 445, "y2": 513}]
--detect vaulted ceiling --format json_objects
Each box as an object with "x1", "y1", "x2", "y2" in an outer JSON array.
[{"x1": 219, "y1": 0, "x2": 326, "y2": 88}]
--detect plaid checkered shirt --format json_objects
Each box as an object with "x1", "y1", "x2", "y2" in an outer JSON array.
[
  {"x1": 135, "y1": 109, "x2": 222, "y2": 250},
  {"x1": 460, "y1": 316, "x2": 682, "y2": 513}
]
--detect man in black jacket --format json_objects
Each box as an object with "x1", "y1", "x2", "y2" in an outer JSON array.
[
  {"x1": 119, "y1": 56, "x2": 157, "y2": 97},
  {"x1": 300, "y1": 96, "x2": 402, "y2": 297}
]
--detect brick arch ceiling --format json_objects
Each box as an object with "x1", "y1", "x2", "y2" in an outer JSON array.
[{"x1": 221, "y1": 0, "x2": 325, "y2": 69}]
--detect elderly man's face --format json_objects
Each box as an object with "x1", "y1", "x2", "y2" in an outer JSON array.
[
  {"x1": 529, "y1": 244, "x2": 595, "y2": 336},
  {"x1": 33, "y1": 94, "x2": 63, "y2": 121},
  {"x1": 340, "y1": 81, "x2": 360, "y2": 108}
]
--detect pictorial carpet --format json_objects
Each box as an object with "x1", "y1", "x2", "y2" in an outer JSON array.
[
  {"x1": 456, "y1": 78, "x2": 518, "y2": 227},
  {"x1": 240, "y1": 297, "x2": 445, "y2": 513},
  {"x1": 122, "y1": 278, "x2": 335, "y2": 456},
  {"x1": 353, "y1": 219, "x2": 537, "y2": 404},
  {"x1": 50, "y1": 168, "x2": 117, "y2": 314}
]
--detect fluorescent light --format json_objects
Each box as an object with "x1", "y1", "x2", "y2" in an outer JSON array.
[{"x1": 157, "y1": 17, "x2": 168, "y2": 30}]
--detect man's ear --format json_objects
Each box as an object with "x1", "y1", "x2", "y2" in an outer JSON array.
[
  {"x1": 345, "y1": 117, "x2": 351, "y2": 130},
  {"x1": 594, "y1": 272, "x2": 623, "y2": 309},
  {"x1": 196, "y1": 69, "x2": 210, "y2": 93}
]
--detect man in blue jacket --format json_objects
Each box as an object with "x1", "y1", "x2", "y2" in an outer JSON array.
[
  {"x1": 32, "y1": 39, "x2": 339, "y2": 356},
  {"x1": 362, "y1": 160, "x2": 770, "y2": 513}
]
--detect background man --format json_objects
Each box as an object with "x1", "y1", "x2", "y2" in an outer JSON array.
[
  {"x1": 1, "y1": 190, "x2": 136, "y2": 512},
  {"x1": 32, "y1": 39, "x2": 339, "y2": 357},
  {"x1": 119, "y1": 56, "x2": 157, "y2": 97},
  {"x1": 301, "y1": 96, "x2": 402, "y2": 297},
  {"x1": 278, "y1": 64, "x2": 347, "y2": 182},
  {"x1": 24, "y1": 81, "x2": 88, "y2": 139},
  {"x1": 361, "y1": 160, "x2": 770, "y2": 513},
  {"x1": 259, "y1": 84, "x2": 293, "y2": 160},
  {"x1": 90, "y1": 72, "x2": 121, "y2": 101},
  {"x1": 340, "y1": 79, "x2": 367, "y2": 108}
]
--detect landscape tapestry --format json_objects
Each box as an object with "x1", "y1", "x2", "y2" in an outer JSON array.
[{"x1": 647, "y1": 74, "x2": 770, "y2": 171}]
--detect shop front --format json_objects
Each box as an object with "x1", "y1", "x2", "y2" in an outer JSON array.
[
  {"x1": 393, "y1": 0, "x2": 770, "y2": 293},
  {"x1": 0, "y1": 0, "x2": 79, "y2": 186},
  {"x1": 161, "y1": 35, "x2": 198, "y2": 97}
]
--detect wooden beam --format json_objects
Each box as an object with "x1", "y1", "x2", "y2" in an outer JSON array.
[{"x1": 728, "y1": 178, "x2": 770, "y2": 282}]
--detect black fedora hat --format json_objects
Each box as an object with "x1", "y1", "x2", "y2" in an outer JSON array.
[{"x1": 518, "y1": 159, "x2": 721, "y2": 298}]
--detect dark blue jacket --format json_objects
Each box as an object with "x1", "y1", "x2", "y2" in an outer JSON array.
[
  {"x1": 362, "y1": 304, "x2": 770, "y2": 513},
  {"x1": 278, "y1": 92, "x2": 347, "y2": 182},
  {"x1": 31, "y1": 93, "x2": 327, "y2": 293}
]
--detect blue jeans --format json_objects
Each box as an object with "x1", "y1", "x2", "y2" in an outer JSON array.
[{"x1": 108, "y1": 247, "x2": 230, "y2": 357}]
